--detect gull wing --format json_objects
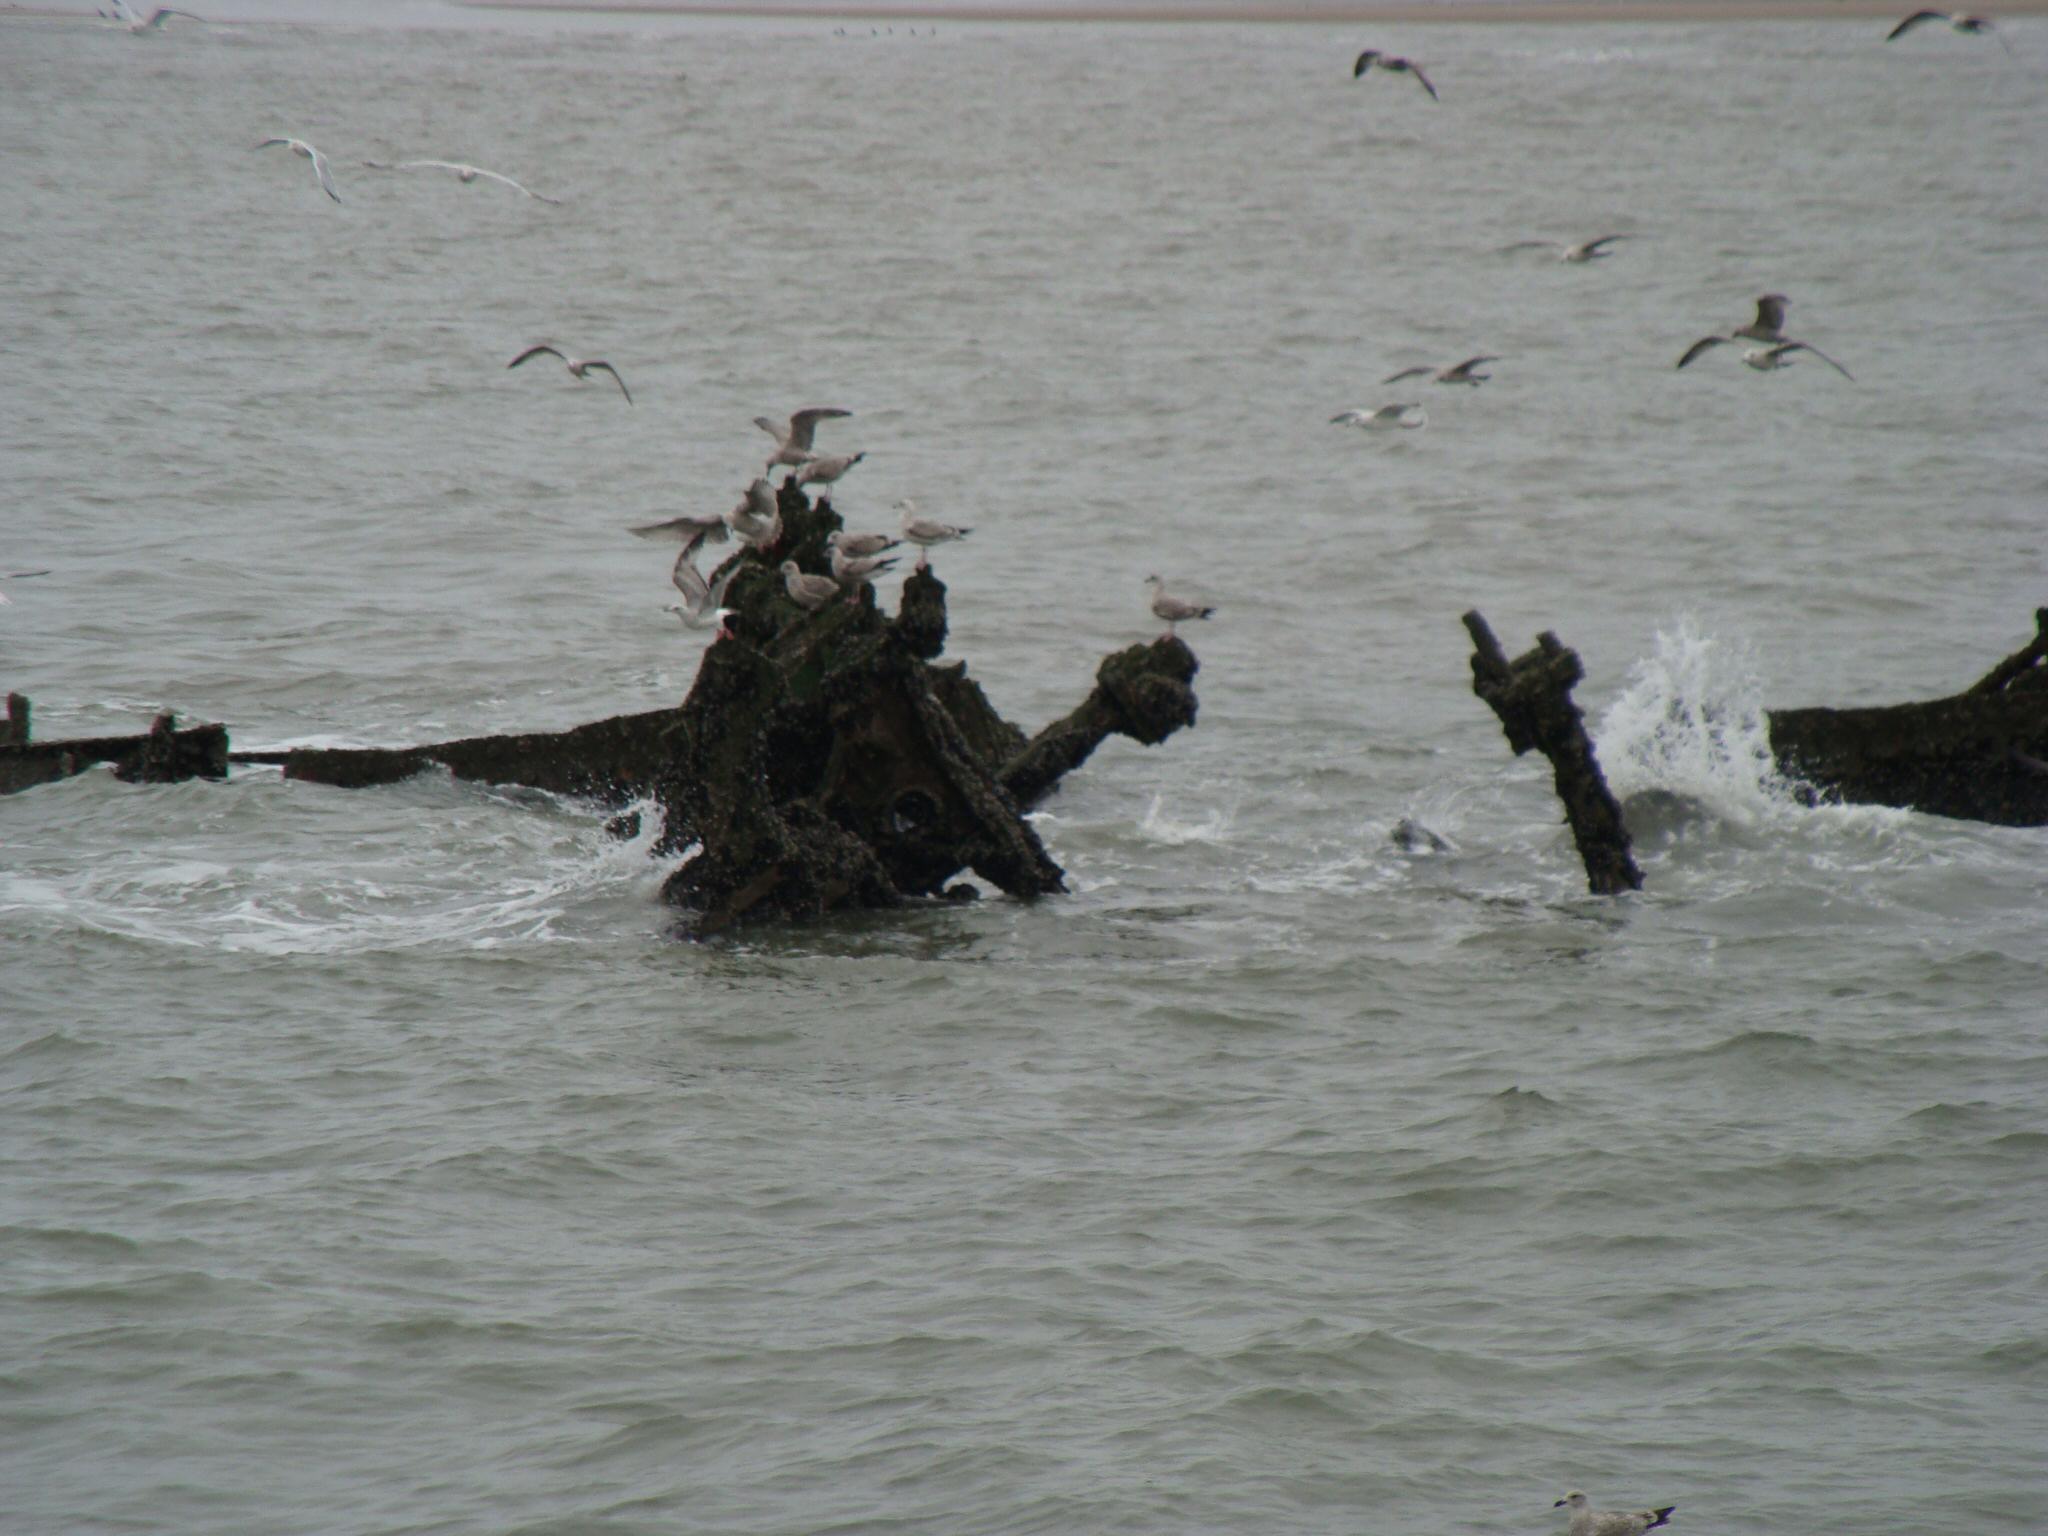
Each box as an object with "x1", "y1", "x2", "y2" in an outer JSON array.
[
  {"x1": 507, "y1": 344, "x2": 564, "y2": 370},
  {"x1": 1352, "y1": 49, "x2": 1380, "y2": 77},
  {"x1": 1887, "y1": 9, "x2": 1947, "y2": 38},
  {"x1": 1408, "y1": 64, "x2": 1439, "y2": 100},
  {"x1": 306, "y1": 143, "x2": 340, "y2": 203},
  {"x1": 670, "y1": 547, "x2": 711, "y2": 608},
  {"x1": 1675, "y1": 335, "x2": 1727, "y2": 369},
  {"x1": 148, "y1": 8, "x2": 207, "y2": 26},
  {"x1": 1779, "y1": 342, "x2": 1856, "y2": 381},
  {"x1": 1752, "y1": 293, "x2": 1789, "y2": 335},
  {"x1": 787, "y1": 407, "x2": 852, "y2": 449},
  {"x1": 585, "y1": 362, "x2": 632, "y2": 404},
  {"x1": 1446, "y1": 355, "x2": 1497, "y2": 378},
  {"x1": 1579, "y1": 234, "x2": 1628, "y2": 256},
  {"x1": 1381, "y1": 365, "x2": 1431, "y2": 384}
]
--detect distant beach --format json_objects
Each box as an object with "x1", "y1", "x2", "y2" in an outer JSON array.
[{"x1": 457, "y1": 0, "x2": 2048, "y2": 24}]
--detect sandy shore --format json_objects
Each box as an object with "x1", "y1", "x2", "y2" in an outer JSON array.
[{"x1": 457, "y1": 0, "x2": 2048, "y2": 23}]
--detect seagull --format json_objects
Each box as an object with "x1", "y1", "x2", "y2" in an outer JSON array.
[
  {"x1": 629, "y1": 512, "x2": 730, "y2": 546},
  {"x1": 1503, "y1": 234, "x2": 1632, "y2": 263},
  {"x1": 1331, "y1": 402, "x2": 1427, "y2": 430},
  {"x1": 1887, "y1": 9, "x2": 2008, "y2": 46},
  {"x1": 1352, "y1": 49, "x2": 1438, "y2": 99},
  {"x1": 507, "y1": 344, "x2": 632, "y2": 403},
  {"x1": 896, "y1": 500, "x2": 971, "y2": 569},
  {"x1": 796, "y1": 451, "x2": 866, "y2": 490},
  {"x1": 1554, "y1": 1491, "x2": 1675, "y2": 1536},
  {"x1": 727, "y1": 478, "x2": 782, "y2": 549},
  {"x1": 1382, "y1": 356, "x2": 1496, "y2": 386},
  {"x1": 255, "y1": 138, "x2": 340, "y2": 204},
  {"x1": 105, "y1": 1, "x2": 206, "y2": 30},
  {"x1": 827, "y1": 534, "x2": 899, "y2": 600},
  {"x1": 1146, "y1": 574, "x2": 1215, "y2": 638},
  {"x1": 666, "y1": 538, "x2": 741, "y2": 630},
  {"x1": 780, "y1": 560, "x2": 841, "y2": 613},
  {"x1": 361, "y1": 159, "x2": 561, "y2": 203},
  {"x1": 755, "y1": 407, "x2": 852, "y2": 474},
  {"x1": 0, "y1": 569, "x2": 53, "y2": 604},
  {"x1": 830, "y1": 530, "x2": 901, "y2": 559},
  {"x1": 1676, "y1": 297, "x2": 1852, "y2": 378}
]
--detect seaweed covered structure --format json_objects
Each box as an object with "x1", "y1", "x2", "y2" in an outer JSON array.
[{"x1": 234, "y1": 481, "x2": 1202, "y2": 934}]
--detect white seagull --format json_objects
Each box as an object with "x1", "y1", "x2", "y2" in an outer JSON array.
[
  {"x1": 1146, "y1": 575, "x2": 1215, "y2": 638},
  {"x1": 666, "y1": 535, "x2": 741, "y2": 631},
  {"x1": 1382, "y1": 356, "x2": 1496, "y2": 386},
  {"x1": 1352, "y1": 49, "x2": 1438, "y2": 99},
  {"x1": 831, "y1": 530, "x2": 900, "y2": 559},
  {"x1": 896, "y1": 500, "x2": 971, "y2": 569},
  {"x1": 780, "y1": 560, "x2": 841, "y2": 612},
  {"x1": 256, "y1": 138, "x2": 340, "y2": 204},
  {"x1": 1554, "y1": 1491, "x2": 1675, "y2": 1536},
  {"x1": 362, "y1": 159, "x2": 561, "y2": 203},
  {"x1": 827, "y1": 533, "x2": 899, "y2": 600},
  {"x1": 1331, "y1": 402, "x2": 1427, "y2": 430},
  {"x1": 755, "y1": 407, "x2": 852, "y2": 474},
  {"x1": 507, "y1": 344, "x2": 632, "y2": 404},
  {"x1": 728, "y1": 478, "x2": 783, "y2": 549},
  {"x1": 1503, "y1": 234, "x2": 1632, "y2": 263},
  {"x1": 1676, "y1": 296, "x2": 1851, "y2": 378},
  {"x1": 796, "y1": 451, "x2": 866, "y2": 491},
  {"x1": 104, "y1": 2, "x2": 207, "y2": 31}
]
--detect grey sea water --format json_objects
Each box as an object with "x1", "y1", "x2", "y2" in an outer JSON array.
[{"x1": 3, "y1": 7, "x2": 2045, "y2": 1534}]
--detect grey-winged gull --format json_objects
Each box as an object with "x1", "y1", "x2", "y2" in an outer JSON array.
[
  {"x1": 1555, "y1": 1491, "x2": 1675, "y2": 1536},
  {"x1": 1146, "y1": 574, "x2": 1214, "y2": 637},
  {"x1": 756, "y1": 408, "x2": 852, "y2": 474},
  {"x1": 256, "y1": 138, "x2": 341, "y2": 203},
  {"x1": 1331, "y1": 403, "x2": 1426, "y2": 430},
  {"x1": 1352, "y1": 49, "x2": 1438, "y2": 99},
  {"x1": 896, "y1": 500, "x2": 971, "y2": 569},
  {"x1": 507, "y1": 344, "x2": 632, "y2": 403},
  {"x1": 1382, "y1": 356, "x2": 1496, "y2": 386},
  {"x1": 362, "y1": 159, "x2": 561, "y2": 203},
  {"x1": 780, "y1": 561, "x2": 840, "y2": 612}
]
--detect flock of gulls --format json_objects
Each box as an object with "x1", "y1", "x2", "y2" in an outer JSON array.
[{"x1": 622, "y1": 410, "x2": 974, "y2": 639}]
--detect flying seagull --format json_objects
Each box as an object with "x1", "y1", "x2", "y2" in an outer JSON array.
[
  {"x1": 796, "y1": 451, "x2": 866, "y2": 491},
  {"x1": 507, "y1": 344, "x2": 632, "y2": 403},
  {"x1": 104, "y1": 1, "x2": 207, "y2": 30},
  {"x1": 255, "y1": 138, "x2": 340, "y2": 203},
  {"x1": 1887, "y1": 9, "x2": 2007, "y2": 45},
  {"x1": 755, "y1": 407, "x2": 852, "y2": 474},
  {"x1": 780, "y1": 560, "x2": 841, "y2": 613},
  {"x1": 666, "y1": 534, "x2": 741, "y2": 630},
  {"x1": 1503, "y1": 234, "x2": 1632, "y2": 263},
  {"x1": 1676, "y1": 295, "x2": 1851, "y2": 377},
  {"x1": 361, "y1": 159, "x2": 561, "y2": 203},
  {"x1": 728, "y1": 478, "x2": 782, "y2": 549},
  {"x1": 1554, "y1": 1491, "x2": 1675, "y2": 1536},
  {"x1": 896, "y1": 500, "x2": 971, "y2": 569},
  {"x1": 1352, "y1": 49, "x2": 1438, "y2": 99},
  {"x1": 1382, "y1": 356, "x2": 1496, "y2": 386},
  {"x1": 0, "y1": 569, "x2": 53, "y2": 604},
  {"x1": 1331, "y1": 402, "x2": 1426, "y2": 430},
  {"x1": 629, "y1": 513, "x2": 730, "y2": 546},
  {"x1": 1146, "y1": 574, "x2": 1214, "y2": 638}
]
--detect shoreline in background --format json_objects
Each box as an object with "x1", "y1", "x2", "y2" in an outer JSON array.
[{"x1": 454, "y1": 0, "x2": 2048, "y2": 23}]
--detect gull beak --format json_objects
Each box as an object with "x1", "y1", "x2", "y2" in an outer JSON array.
[{"x1": 1554, "y1": 1500, "x2": 1567, "y2": 1509}]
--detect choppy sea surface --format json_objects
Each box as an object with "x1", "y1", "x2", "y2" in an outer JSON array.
[{"x1": 4, "y1": 7, "x2": 2046, "y2": 1534}]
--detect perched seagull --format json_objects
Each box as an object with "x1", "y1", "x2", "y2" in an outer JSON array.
[
  {"x1": 1503, "y1": 234, "x2": 1632, "y2": 263},
  {"x1": 1676, "y1": 296, "x2": 1851, "y2": 378},
  {"x1": 827, "y1": 536, "x2": 899, "y2": 601},
  {"x1": 1352, "y1": 48, "x2": 1439, "y2": 99},
  {"x1": 507, "y1": 344, "x2": 632, "y2": 404},
  {"x1": 361, "y1": 159, "x2": 561, "y2": 203},
  {"x1": 1382, "y1": 356, "x2": 1496, "y2": 386},
  {"x1": 830, "y1": 530, "x2": 900, "y2": 559},
  {"x1": 255, "y1": 138, "x2": 340, "y2": 204},
  {"x1": 755, "y1": 407, "x2": 852, "y2": 474},
  {"x1": 896, "y1": 500, "x2": 971, "y2": 569},
  {"x1": 1554, "y1": 1491, "x2": 1675, "y2": 1536},
  {"x1": 1887, "y1": 9, "x2": 2007, "y2": 45},
  {"x1": 727, "y1": 478, "x2": 782, "y2": 549},
  {"x1": 780, "y1": 560, "x2": 841, "y2": 613},
  {"x1": 1331, "y1": 402, "x2": 1427, "y2": 430},
  {"x1": 629, "y1": 512, "x2": 730, "y2": 546},
  {"x1": 1146, "y1": 574, "x2": 1215, "y2": 638},
  {"x1": 796, "y1": 451, "x2": 867, "y2": 491}
]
